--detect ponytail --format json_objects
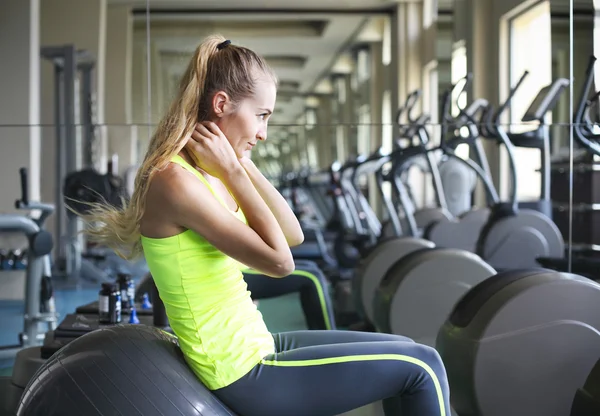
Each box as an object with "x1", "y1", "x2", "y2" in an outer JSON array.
[{"x1": 78, "y1": 34, "x2": 276, "y2": 260}]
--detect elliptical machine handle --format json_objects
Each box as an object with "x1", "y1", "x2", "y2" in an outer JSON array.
[
  {"x1": 16, "y1": 167, "x2": 29, "y2": 208},
  {"x1": 456, "y1": 73, "x2": 472, "y2": 111},
  {"x1": 439, "y1": 73, "x2": 473, "y2": 147},
  {"x1": 574, "y1": 56, "x2": 600, "y2": 156},
  {"x1": 493, "y1": 70, "x2": 529, "y2": 124},
  {"x1": 404, "y1": 90, "x2": 422, "y2": 124}
]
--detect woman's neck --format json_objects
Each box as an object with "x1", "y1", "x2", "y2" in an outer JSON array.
[{"x1": 178, "y1": 149, "x2": 211, "y2": 178}]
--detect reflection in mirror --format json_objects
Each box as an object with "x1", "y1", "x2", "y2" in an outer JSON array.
[
  {"x1": 32, "y1": 1, "x2": 144, "y2": 283},
  {"x1": 133, "y1": 11, "x2": 385, "y2": 175},
  {"x1": 5, "y1": 1, "x2": 600, "y2": 414},
  {"x1": 545, "y1": 0, "x2": 596, "y2": 273}
]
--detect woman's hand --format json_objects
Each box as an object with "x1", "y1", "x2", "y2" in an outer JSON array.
[
  {"x1": 185, "y1": 122, "x2": 241, "y2": 180},
  {"x1": 238, "y1": 155, "x2": 255, "y2": 170}
]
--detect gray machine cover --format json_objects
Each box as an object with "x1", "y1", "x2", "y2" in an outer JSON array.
[
  {"x1": 352, "y1": 237, "x2": 435, "y2": 323},
  {"x1": 427, "y1": 208, "x2": 490, "y2": 253},
  {"x1": 372, "y1": 247, "x2": 496, "y2": 346},
  {"x1": 479, "y1": 210, "x2": 564, "y2": 269},
  {"x1": 571, "y1": 357, "x2": 600, "y2": 415},
  {"x1": 437, "y1": 269, "x2": 600, "y2": 416}
]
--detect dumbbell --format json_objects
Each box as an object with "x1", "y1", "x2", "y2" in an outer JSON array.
[
  {"x1": 0, "y1": 249, "x2": 14, "y2": 270},
  {"x1": 12, "y1": 249, "x2": 27, "y2": 270},
  {"x1": 0, "y1": 249, "x2": 28, "y2": 270}
]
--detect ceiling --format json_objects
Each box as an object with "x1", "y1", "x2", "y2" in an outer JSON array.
[
  {"x1": 115, "y1": 0, "x2": 596, "y2": 129},
  {"x1": 116, "y1": 0, "x2": 399, "y2": 128},
  {"x1": 132, "y1": 12, "x2": 371, "y2": 127},
  {"x1": 109, "y1": 0, "x2": 415, "y2": 10}
]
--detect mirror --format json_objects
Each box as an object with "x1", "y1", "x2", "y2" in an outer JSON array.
[
  {"x1": 554, "y1": 0, "x2": 596, "y2": 272},
  {"x1": 0, "y1": 1, "x2": 147, "y2": 291}
]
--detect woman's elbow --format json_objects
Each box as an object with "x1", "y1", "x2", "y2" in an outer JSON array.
[
  {"x1": 269, "y1": 255, "x2": 296, "y2": 278},
  {"x1": 287, "y1": 229, "x2": 305, "y2": 248}
]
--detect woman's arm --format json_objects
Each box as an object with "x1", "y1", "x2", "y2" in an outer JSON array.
[
  {"x1": 164, "y1": 164, "x2": 295, "y2": 278},
  {"x1": 239, "y1": 157, "x2": 304, "y2": 247}
]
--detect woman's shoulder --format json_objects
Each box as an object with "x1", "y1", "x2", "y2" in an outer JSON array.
[
  {"x1": 140, "y1": 164, "x2": 196, "y2": 238},
  {"x1": 150, "y1": 163, "x2": 201, "y2": 200}
]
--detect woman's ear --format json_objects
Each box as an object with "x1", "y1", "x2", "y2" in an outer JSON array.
[{"x1": 212, "y1": 91, "x2": 231, "y2": 117}]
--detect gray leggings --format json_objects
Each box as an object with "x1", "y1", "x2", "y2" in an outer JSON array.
[{"x1": 213, "y1": 330, "x2": 451, "y2": 416}]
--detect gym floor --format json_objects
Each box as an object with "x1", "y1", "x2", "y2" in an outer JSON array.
[{"x1": 0, "y1": 279, "x2": 381, "y2": 416}]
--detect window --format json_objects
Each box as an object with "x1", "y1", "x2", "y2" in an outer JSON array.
[
  {"x1": 508, "y1": 0, "x2": 552, "y2": 201},
  {"x1": 336, "y1": 125, "x2": 346, "y2": 161},
  {"x1": 336, "y1": 76, "x2": 347, "y2": 104},
  {"x1": 381, "y1": 90, "x2": 393, "y2": 202},
  {"x1": 307, "y1": 139, "x2": 319, "y2": 168},
  {"x1": 451, "y1": 42, "x2": 467, "y2": 118},
  {"x1": 357, "y1": 49, "x2": 371, "y2": 84},
  {"x1": 424, "y1": 62, "x2": 438, "y2": 121},
  {"x1": 382, "y1": 17, "x2": 392, "y2": 66},
  {"x1": 381, "y1": 90, "x2": 393, "y2": 154},
  {"x1": 423, "y1": 0, "x2": 437, "y2": 28},
  {"x1": 357, "y1": 104, "x2": 371, "y2": 156},
  {"x1": 451, "y1": 42, "x2": 469, "y2": 159},
  {"x1": 305, "y1": 107, "x2": 317, "y2": 131},
  {"x1": 423, "y1": 60, "x2": 439, "y2": 139}
]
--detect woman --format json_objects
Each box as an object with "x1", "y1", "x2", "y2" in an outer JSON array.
[{"x1": 83, "y1": 35, "x2": 451, "y2": 416}]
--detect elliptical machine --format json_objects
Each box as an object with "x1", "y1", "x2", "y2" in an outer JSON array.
[
  {"x1": 0, "y1": 168, "x2": 58, "y2": 360},
  {"x1": 436, "y1": 58, "x2": 600, "y2": 416},
  {"x1": 344, "y1": 136, "x2": 495, "y2": 346},
  {"x1": 393, "y1": 91, "x2": 454, "y2": 232},
  {"x1": 369, "y1": 137, "x2": 496, "y2": 345},
  {"x1": 474, "y1": 71, "x2": 565, "y2": 269},
  {"x1": 425, "y1": 74, "x2": 502, "y2": 253},
  {"x1": 0, "y1": 168, "x2": 59, "y2": 413}
]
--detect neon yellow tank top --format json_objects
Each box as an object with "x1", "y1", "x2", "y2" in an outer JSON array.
[{"x1": 140, "y1": 154, "x2": 275, "y2": 390}]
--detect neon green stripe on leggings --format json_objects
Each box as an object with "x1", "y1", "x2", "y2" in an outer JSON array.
[
  {"x1": 243, "y1": 268, "x2": 332, "y2": 330},
  {"x1": 260, "y1": 354, "x2": 446, "y2": 416}
]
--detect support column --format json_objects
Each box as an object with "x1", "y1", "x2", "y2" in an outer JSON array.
[
  {"x1": 342, "y1": 73, "x2": 356, "y2": 156},
  {"x1": 105, "y1": 5, "x2": 135, "y2": 175},
  {"x1": 368, "y1": 42, "x2": 384, "y2": 215},
  {"x1": 468, "y1": 0, "x2": 500, "y2": 205},
  {"x1": 150, "y1": 41, "x2": 165, "y2": 124},
  {"x1": 130, "y1": 37, "x2": 165, "y2": 157},
  {"x1": 330, "y1": 73, "x2": 351, "y2": 162},
  {"x1": 391, "y1": 1, "x2": 434, "y2": 209},
  {"x1": 453, "y1": 0, "x2": 500, "y2": 205},
  {"x1": 0, "y1": 0, "x2": 41, "y2": 213},
  {"x1": 317, "y1": 95, "x2": 334, "y2": 170},
  {"x1": 390, "y1": 1, "x2": 425, "y2": 124},
  {"x1": 131, "y1": 38, "x2": 147, "y2": 153}
]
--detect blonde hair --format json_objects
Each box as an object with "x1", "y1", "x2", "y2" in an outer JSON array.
[{"x1": 79, "y1": 34, "x2": 277, "y2": 260}]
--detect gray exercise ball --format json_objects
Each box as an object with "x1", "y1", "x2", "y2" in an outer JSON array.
[{"x1": 17, "y1": 324, "x2": 238, "y2": 416}]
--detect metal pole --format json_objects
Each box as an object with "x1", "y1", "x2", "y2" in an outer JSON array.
[
  {"x1": 63, "y1": 45, "x2": 81, "y2": 281},
  {"x1": 53, "y1": 61, "x2": 65, "y2": 266},
  {"x1": 79, "y1": 61, "x2": 95, "y2": 169},
  {"x1": 568, "y1": 0, "x2": 574, "y2": 272}
]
